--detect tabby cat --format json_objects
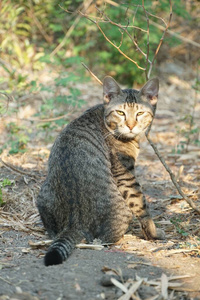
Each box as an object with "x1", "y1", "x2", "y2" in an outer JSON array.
[{"x1": 37, "y1": 76, "x2": 165, "y2": 266}]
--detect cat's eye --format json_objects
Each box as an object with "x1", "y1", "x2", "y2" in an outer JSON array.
[
  {"x1": 116, "y1": 110, "x2": 125, "y2": 116},
  {"x1": 137, "y1": 112, "x2": 144, "y2": 116}
]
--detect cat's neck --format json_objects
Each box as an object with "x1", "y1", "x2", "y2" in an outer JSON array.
[{"x1": 103, "y1": 127, "x2": 140, "y2": 159}]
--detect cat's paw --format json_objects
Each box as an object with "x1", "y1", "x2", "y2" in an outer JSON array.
[
  {"x1": 155, "y1": 228, "x2": 165, "y2": 240},
  {"x1": 141, "y1": 217, "x2": 165, "y2": 240}
]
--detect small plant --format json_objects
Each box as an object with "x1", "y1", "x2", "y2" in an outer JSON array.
[
  {"x1": 4, "y1": 122, "x2": 30, "y2": 155},
  {"x1": 0, "y1": 178, "x2": 14, "y2": 206},
  {"x1": 170, "y1": 217, "x2": 189, "y2": 237}
]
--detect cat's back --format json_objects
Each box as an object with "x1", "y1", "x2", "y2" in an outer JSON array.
[{"x1": 48, "y1": 104, "x2": 109, "y2": 171}]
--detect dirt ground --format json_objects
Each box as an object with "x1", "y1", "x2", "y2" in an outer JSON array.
[{"x1": 0, "y1": 64, "x2": 200, "y2": 299}]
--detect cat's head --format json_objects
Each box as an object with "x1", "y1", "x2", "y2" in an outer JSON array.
[{"x1": 103, "y1": 76, "x2": 159, "y2": 141}]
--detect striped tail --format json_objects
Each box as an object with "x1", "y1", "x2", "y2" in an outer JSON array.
[{"x1": 44, "y1": 230, "x2": 83, "y2": 266}]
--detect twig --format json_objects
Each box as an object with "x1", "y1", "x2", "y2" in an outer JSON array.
[
  {"x1": 146, "y1": 134, "x2": 200, "y2": 214},
  {"x1": 94, "y1": 6, "x2": 148, "y2": 60},
  {"x1": 82, "y1": 63, "x2": 103, "y2": 86},
  {"x1": 28, "y1": 4, "x2": 52, "y2": 44},
  {"x1": 105, "y1": 0, "x2": 200, "y2": 49},
  {"x1": 148, "y1": 0, "x2": 172, "y2": 79},
  {"x1": 141, "y1": 0, "x2": 150, "y2": 80},
  {"x1": 74, "y1": 1, "x2": 172, "y2": 77},
  {"x1": 50, "y1": 0, "x2": 93, "y2": 57},
  {"x1": 82, "y1": 63, "x2": 200, "y2": 215},
  {"x1": 0, "y1": 157, "x2": 38, "y2": 180},
  {"x1": 0, "y1": 92, "x2": 12, "y2": 116},
  {"x1": 77, "y1": 9, "x2": 145, "y2": 71}
]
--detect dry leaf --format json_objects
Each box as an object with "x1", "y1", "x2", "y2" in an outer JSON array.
[
  {"x1": 101, "y1": 266, "x2": 119, "y2": 276},
  {"x1": 161, "y1": 273, "x2": 168, "y2": 299},
  {"x1": 28, "y1": 240, "x2": 52, "y2": 249},
  {"x1": 110, "y1": 277, "x2": 128, "y2": 293},
  {"x1": 118, "y1": 279, "x2": 143, "y2": 300},
  {"x1": 76, "y1": 243, "x2": 104, "y2": 250},
  {"x1": 22, "y1": 248, "x2": 31, "y2": 253}
]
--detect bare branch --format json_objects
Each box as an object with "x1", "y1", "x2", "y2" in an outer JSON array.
[
  {"x1": 81, "y1": 62, "x2": 103, "y2": 86},
  {"x1": 141, "y1": 0, "x2": 150, "y2": 80},
  {"x1": 78, "y1": 8, "x2": 146, "y2": 70},
  {"x1": 97, "y1": 10, "x2": 149, "y2": 61},
  {"x1": 148, "y1": 0, "x2": 173, "y2": 78},
  {"x1": 0, "y1": 92, "x2": 12, "y2": 117},
  {"x1": 145, "y1": 134, "x2": 200, "y2": 214},
  {"x1": 51, "y1": 0, "x2": 94, "y2": 57},
  {"x1": 0, "y1": 157, "x2": 39, "y2": 180},
  {"x1": 95, "y1": 21, "x2": 145, "y2": 70}
]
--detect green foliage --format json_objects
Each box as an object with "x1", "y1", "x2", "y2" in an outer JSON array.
[
  {"x1": 0, "y1": 179, "x2": 14, "y2": 206},
  {"x1": 4, "y1": 122, "x2": 30, "y2": 154},
  {"x1": 0, "y1": 0, "x2": 198, "y2": 154},
  {"x1": 0, "y1": 0, "x2": 195, "y2": 89},
  {"x1": 170, "y1": 217, "x2": 189, "y2": 237}
]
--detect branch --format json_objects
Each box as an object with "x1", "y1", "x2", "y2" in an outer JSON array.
[
  {"x1": 148, "y1": 0, "x2": 172, "y2": 78},
  {"x1": 145, "y1": 134, "x2": 200, "y2": 214},
  {"x1": 50, "y1": 0, "x2": 94, "y2": 57},
  {"x1": 74, "y1": 1, "x2": 172, "y2": 78},
  {"x1": 82, "y1": 64, "x2": 200, "y2": 215},
  {"x1": 94, "y1": 6, "x2": 149, "y2": 61},
  {"x1": 0, "y1": 92, "x2": 12, "y2": 117},
  {"x1": 0, "y1": 157, "x2": 39, "y2": 180},
  {"x1": 77, "y1": 9, "x2": 145, "y2": 71},
  {"x1": 141, "y1": 0, "x2": 150, "y2": 80},
  {"x1": 81, "y1": 62, "x2": 103, "y2": 86},
  {"x1": 105, "y1": 0, "x2": 200, "y2": 49}
]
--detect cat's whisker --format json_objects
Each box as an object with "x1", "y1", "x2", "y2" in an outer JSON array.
[{"x1": 103, "y1": 131, "x2": 113, "y2": 140}]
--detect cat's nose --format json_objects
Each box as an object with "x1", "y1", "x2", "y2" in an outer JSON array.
[{"x1": 126, "y1": 121, "x2": 136, "y2": 130}]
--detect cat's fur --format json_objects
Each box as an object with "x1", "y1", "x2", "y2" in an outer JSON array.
[{"x1": 37, "y1": 76, "x2": 165, "y2": 266}]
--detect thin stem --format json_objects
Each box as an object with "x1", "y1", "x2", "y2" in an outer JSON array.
[
  {"x1": 148, "y1": 0, "x2": 173, "y2": 78},
  {"x1": 95, "y1": 21, "x2": 145, "y2": 70},
  {"x1": 81, "y1": 62, "x2": 103, "y2": 85},
  {"x1": 146, "y1": 133, "x2": 200, "y2": 214},
  {"x1": 142, "y1": 0, "x2": 150, "y2": 80}
]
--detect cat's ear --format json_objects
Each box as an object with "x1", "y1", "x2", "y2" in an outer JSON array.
[
  {"x1": 103, "y1": 76, "x2": 122, "y2": 103},
  {"x1": 139, "y1": 78, "x2": 159, "y2": 106}
]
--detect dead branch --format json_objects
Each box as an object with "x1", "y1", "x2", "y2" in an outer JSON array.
[
  {"x1": 141, "y1": 0, "x2": 150, "y2": 80},
  {"x1": 94, "y1": 6, "x2": 148, "y2": 61},
  {"x1": 81, "y1": 64, "x2": 200, "y2": 215},
  {"x1": 105, "y1": 0, "x2": 200, "y2": 49},
  {"x1": 77, "y1": 8, "x2": 145, "y2": 71},
  {"x1": 145, "y1": 134, "x2": 200, "y2": 215},
  {"x1": 148, "y1": 0, "x2": 172, "y2": 79},
  {"x1": 82, "y1": 62, "x2": 103, "y2": 86},
  {"x1": 0, "y1": 92, "x2": 12, "y2": 117},
  {"x1": 51, "y1": 0, "x2": 94, "y2": 57},
  {"x1": 0, "y1": 157, "x2": 39, "y2": 180},
  {"x1": 71, "y1": 1, "x2": 172, "y2": 79}
]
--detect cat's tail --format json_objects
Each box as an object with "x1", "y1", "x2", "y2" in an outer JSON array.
[{"x1": 44, "y1": 229, "x2": 84, "y2": 266}]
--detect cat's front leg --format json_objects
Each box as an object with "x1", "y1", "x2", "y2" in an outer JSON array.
[
  {"x1": 139, "y1": 215, "x2": 165, "y2": 240},
  {"x1": 126, "y1": 184, "x2": 165, "y2": 240}
]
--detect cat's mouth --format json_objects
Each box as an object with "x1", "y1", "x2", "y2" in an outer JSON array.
[{"x1": 114, "y1": 131, "x2": 138, "y2": 141}]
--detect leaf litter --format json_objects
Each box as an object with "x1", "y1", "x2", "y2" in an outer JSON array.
[{"x1": 0, "y1": 72, "x2": 200, "y2": 299}]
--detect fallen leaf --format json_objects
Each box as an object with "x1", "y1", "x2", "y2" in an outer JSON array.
[
  {"x1": 118, "y1": 279, "x2": 143, "y2": 300},
  {"x1": 76, "y1": 243, "x2": 104, "y2": 250},
  {"x1": 161, "y1": 273, "x2": 168, "y2": 299}
]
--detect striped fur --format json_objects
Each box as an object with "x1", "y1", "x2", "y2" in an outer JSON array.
[{"x1": 37, "y1": 76, "x2": 165, "y2": 266}]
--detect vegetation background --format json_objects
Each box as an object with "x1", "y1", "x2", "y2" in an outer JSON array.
[
  {"x1": 0, "y1": 1, "x2": 200, "y2": 298},
  {"x1": 0, "y1": 0, "x2": 199, "y2": 157}
]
